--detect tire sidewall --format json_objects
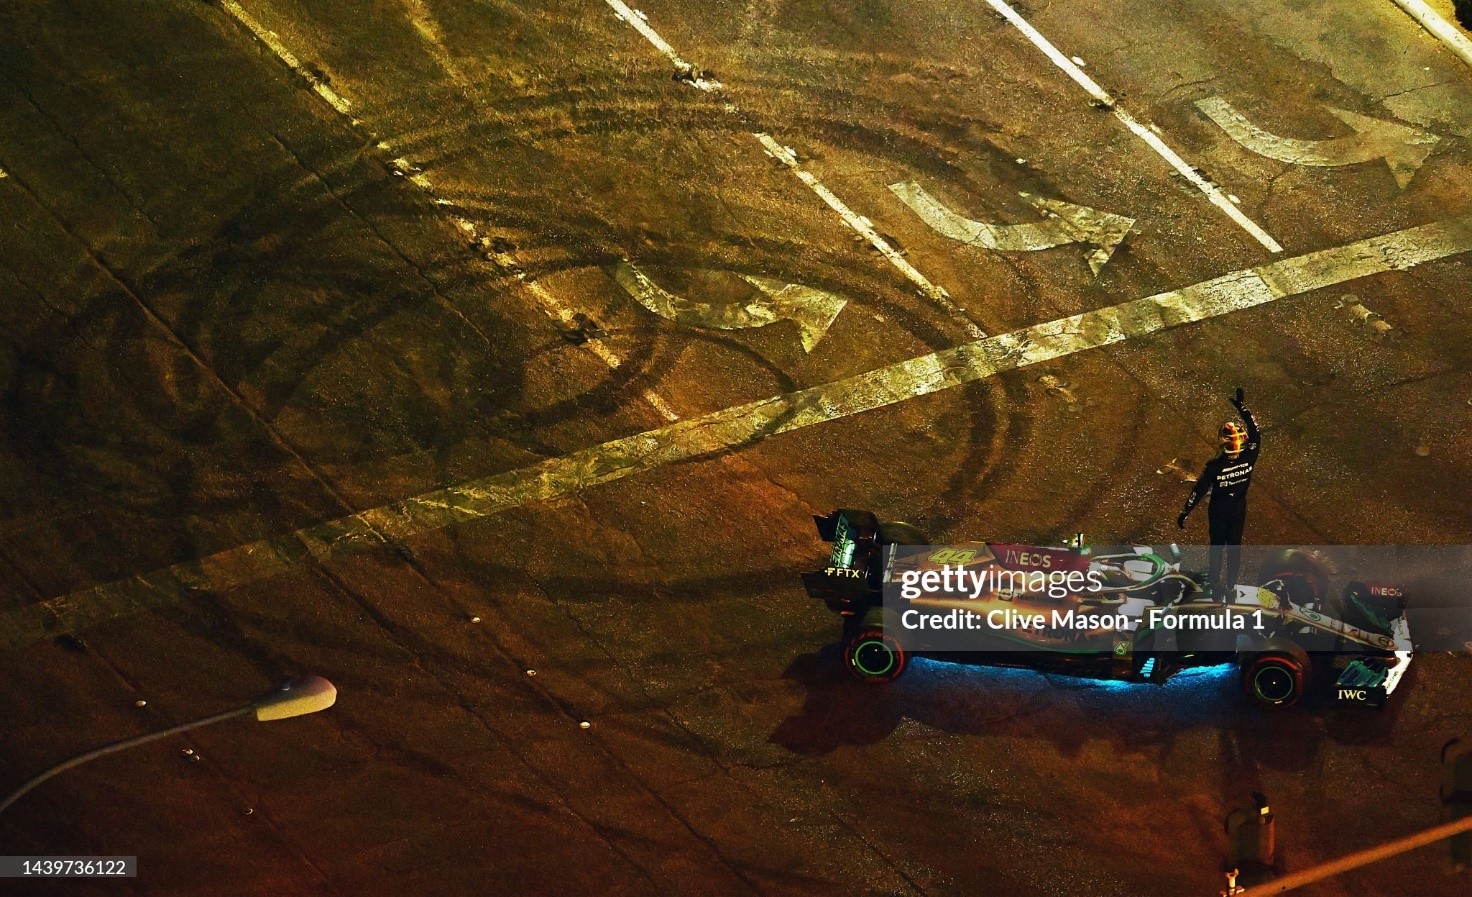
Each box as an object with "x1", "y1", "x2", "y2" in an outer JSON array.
[
  {"x1": 844, "y1": 627, "x2": 907, "y2": 683},
  {"x1": 1242, "y1": 652, "x2": 1307, "y2": 709}
]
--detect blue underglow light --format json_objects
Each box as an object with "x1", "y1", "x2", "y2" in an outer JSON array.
[{"x1": 908, "y1": 657, "x2": 1235, "y2": 692}]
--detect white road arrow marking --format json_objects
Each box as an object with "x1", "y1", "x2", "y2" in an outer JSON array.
[
  {"x1": 9, "y1": 213, "x2": 1471, "y2": 649},
  {"x1": 889, "y1": 181, "x2": 1135, "y2": 276},
  {"x1": 602, "y1": 0, "x2": 986, "y2": 338},
  {"x1": 611, "y1": 260, "x2": 848, "y2": 352},
  {"x1": 1195, "y1": 97, "x2": 1440, "y2": 190},
  {"x1": 980, "y1": 0, "x2": 1281, "y2": 253}
]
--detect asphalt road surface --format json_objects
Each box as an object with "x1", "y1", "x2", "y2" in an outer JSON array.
[{"x1": 2, "y1": 1, "x2": 1471, "y2": 895}]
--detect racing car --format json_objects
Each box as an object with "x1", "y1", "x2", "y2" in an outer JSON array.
[{"x1": 800, "y1": 509, "x2": 1413, "y2": 710}]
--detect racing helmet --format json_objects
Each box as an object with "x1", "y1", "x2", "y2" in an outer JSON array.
[{"x1": 1220, "y1": 421, "x2": 1247, "y2": 456}]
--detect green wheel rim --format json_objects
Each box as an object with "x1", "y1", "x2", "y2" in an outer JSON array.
[
  {"x1": 1253, "y1": 664, "x2": 1295, "y2": 703},
  {"x1": 853, "y1": 638, "x2": 897, "y2": 677}
]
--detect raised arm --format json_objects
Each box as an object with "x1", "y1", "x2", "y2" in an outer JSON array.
[{"x1": 1231, "y1": 387, "x2": 1260, "y2": 445}]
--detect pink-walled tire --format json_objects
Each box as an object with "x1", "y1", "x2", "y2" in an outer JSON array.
[
  {"x1": 1241, "y1": 650, "x2": 1309, "y2": 709},
  {"x1": 844, "y1": 628, "x2": 907, "y2": 683}
]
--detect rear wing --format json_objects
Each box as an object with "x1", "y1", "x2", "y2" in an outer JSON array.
[
  {"x1": 807, "y1": 509, "x2": 884, "y2": 572},
  {"x1": 802, "y1": 510, "x2": 882, "y2": 613}
]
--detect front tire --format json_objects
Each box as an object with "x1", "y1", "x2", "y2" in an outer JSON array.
[{"x1": 1241, "y1": 643, "x2": 1310, "y2": 709}]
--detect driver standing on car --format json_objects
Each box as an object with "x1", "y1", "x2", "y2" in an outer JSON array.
[{"x1": 1177, "y1": 388, "x2": 1260, "y2": 601}]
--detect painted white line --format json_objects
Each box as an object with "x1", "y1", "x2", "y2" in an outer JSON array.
[
  {"x1": 389, "y1": 155, "x2": 435, "y2": 190},
  {"x1": 605, "y1": 1, "x2": 682, "y2": 63},
  {"x1": 1112, "y1": 108, "x2": 1284, "y2": 253},
  {"x1": 220, "y1": 0, "x2": 357, "y2": 121},
  {"x1": 469, "y1": 236, "x2": 680, "y2": 422},
  {"x1": 602, "y1": 1, "x2": 985, "y2": 338},
  {"x1": 605, "y1": 0, "x2": 722, "y2": 90},
  {"x1": 403, "y1": 0, "x2": 477, "y2": 93},
  {"x1": 983, "y1": 0, "x2": 1114, "y2": 105},
  {"x1": 753, "y1": 135, "x2": 984, "y2": 337},
  {"x1": 224, "y1": 0, "x2": 682, "y2": 422},
  {"x1": 528, "y1": 275, "x2": 682, "y2": 423},
  {"x1": 216, "y1": 1, "x2": 799, "y2": 426},
  {"x1": 366, "y1": 117, "x2": 686, "y2": 416},
  {"x1": 980, "y1": 0, "x2": 1284, "y2": 253},
  {"x1": 1389, "y1": 0, "x2": 1472, "y2": 69},
  {"x1": 221, "y1": 2, "x2": 685, "y2": 428},
  {"x1": 10, "y1": 213, "x2": 1468, "y2": 647}
]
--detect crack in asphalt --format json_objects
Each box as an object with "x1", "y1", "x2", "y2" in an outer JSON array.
[
  {"x1": 1376, "y1": 77, "x2": 1459, "y2": 102},
  {"x1": 270, "y1": 541, "x2": 679, "y2": 893},
  {"x1": 258, "y1": 126, "x2": 500, "y2": 353},
  {"x1": 0, "y1": 68, "x2": 166, "y2": 235},
  {"x1": 524, "y1": 491, "x2": 934, "y2": 895},
  {"x1": 503, "y1": 551, "x2": 770, "y2": 895}
]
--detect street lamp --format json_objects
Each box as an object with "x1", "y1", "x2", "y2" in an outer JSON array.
[{"x1": 0, "y1": 676, "x2": 337, "y2": 818}]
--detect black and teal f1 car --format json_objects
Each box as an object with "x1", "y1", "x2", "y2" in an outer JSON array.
[{"x1": 801, "y1": 510, "x2": 1413, "y2": 710}]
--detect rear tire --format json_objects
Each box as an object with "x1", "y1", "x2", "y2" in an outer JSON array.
[
  {"x1": 843, "y1": 607, "x2": 907, "y2": 683},
  {"x1": 844, "y1": 629, "x2": 907, "y2": 682},
  {"x1": 1241, "y1": 641, "x2": 1310, "y2": 709},
  {"x1": 877, "y1": 521, "x2": 929, "y2": 545}
]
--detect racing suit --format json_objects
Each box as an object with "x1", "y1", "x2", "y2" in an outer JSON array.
[{"x1": 1180, "y1": 401, "x2": 1260, "y2": 597}]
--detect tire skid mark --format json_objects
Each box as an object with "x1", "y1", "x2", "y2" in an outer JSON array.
[
  {"x1": 221, "y1": 0, "x2": 356, "y2": 120},
  {"x1": 217, "y1": 0, "x2": 682, "y2": 424},
  {"x1": 601, "y1": 0, "x2": 985, "y2": 339},
  {"x1": 375, "y1": 72, "x2": 996, "y2": 188},
  {"x1": 980, "y1": 0, "x2": 1284, "y2": 253},
  {"x1": 387, "y1": 153, "x2": 681, "y2": 423},
  {"x1": 7, "y1": 212, "x2": 1468, "y2": 650}
]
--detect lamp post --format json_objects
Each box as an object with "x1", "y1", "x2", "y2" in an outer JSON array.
[{"x1": 0, "y1": 676, "x2": 337, "y2": 818}]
